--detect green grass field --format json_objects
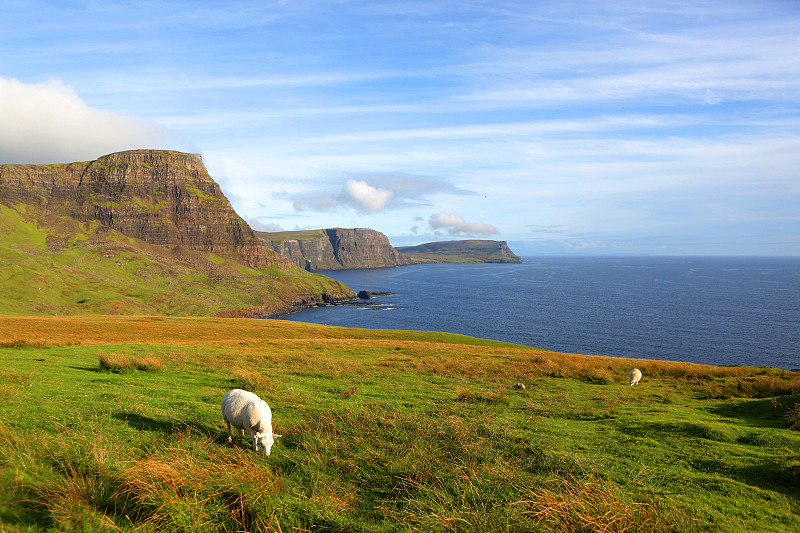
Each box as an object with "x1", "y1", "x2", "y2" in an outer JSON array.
[{"x1": 1, "y1": 316, "x2": 798, "y2": 532}]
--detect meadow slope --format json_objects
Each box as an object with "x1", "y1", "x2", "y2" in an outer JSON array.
[
  {"x1": 0, "y1": 316, "x2": 798, "y2": 532},
  {"x1": 0, "y1": 204, "x2": 354, "y2": 317}
]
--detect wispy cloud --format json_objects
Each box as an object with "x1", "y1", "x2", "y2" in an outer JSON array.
[
  {"x1": 429, "y1": 212, "x2": 499, "y2": 237},
  {"x1": 459, "y1": 25, "x2": 800, "y2": 106}
]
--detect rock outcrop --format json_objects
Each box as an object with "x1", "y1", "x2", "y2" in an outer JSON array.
[
  {"x1": 258, "y1": 228, "x2": 412, "y2": 271},
  {"x1": 0, "y1": 149, "x2": 285, "y2": 270}
]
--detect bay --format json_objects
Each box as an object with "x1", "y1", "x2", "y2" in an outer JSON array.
[{"x1": 280, "y1": 256, "x2": 800, "y2": 370}]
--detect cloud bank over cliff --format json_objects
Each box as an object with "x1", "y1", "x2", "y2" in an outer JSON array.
[{"x1": 0, "y1": 77, "x2": 187, "y2": 164}]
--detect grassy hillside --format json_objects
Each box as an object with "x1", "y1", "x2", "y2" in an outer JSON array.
[
  {"x1": 256, "y1": 229, "x2": 329, "y2": 247},
  {"x1": 0, "y1": 204, "x2": 352, "y2": 317},
  {"x1": 1, "y1": 316, "x2": 798, "y2": 532}
]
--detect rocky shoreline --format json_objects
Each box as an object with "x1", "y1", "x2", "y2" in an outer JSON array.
[{"x1": 290, "y1": 289, "x2": 396, "y2": 312}]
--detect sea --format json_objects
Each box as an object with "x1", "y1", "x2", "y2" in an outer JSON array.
[{"x1": 279, "y1": 257, "x2": 800, "y2": 370}]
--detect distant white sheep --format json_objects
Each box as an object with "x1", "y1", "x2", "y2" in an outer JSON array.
[
  {"x1": 629, "y1": 368, "x2": 642, "y2": 386},
  {"x1": 221, "y1": 389, "x2": 281, "y2": 455}
]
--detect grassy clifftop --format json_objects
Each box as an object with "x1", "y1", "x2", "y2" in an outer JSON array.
[
  {"x1": 397, "y1": 239, "x2": 523, "y2": 263},
  {"x1": 1, "y1": 316, "x2": 798, "y2": 531}
]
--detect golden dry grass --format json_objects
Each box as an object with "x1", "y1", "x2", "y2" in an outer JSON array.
[
  {"x1": 787, "y1": 403, "x2": 800, "y2": 431},
  {"x1": 98, "y1": 350, "x2": 163, "y2": 372},
  {"x1": 517, "y1": 474, "x2": 693, "y2": 533},
  {"x1": 3, "y1": 315, "x2": 797, "y2": 399},
  {"x1": 231, "y1": 368, "x2": 278, "y2": 392}
]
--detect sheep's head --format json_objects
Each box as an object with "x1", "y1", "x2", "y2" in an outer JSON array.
[{"x1": 255, "y1": 432, "x2": 282, "y2": 456}]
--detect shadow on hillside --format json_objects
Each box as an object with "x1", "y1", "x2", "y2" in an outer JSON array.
[
  {"x1": 113, "y1": 412, "x2": 221, "y2": 441},
  {"x1": 726, "y1": 462, "x2": 800, "y2": 498},
  {"x1": 709, "y1": 397, "x2": 795, "y2": 429}
]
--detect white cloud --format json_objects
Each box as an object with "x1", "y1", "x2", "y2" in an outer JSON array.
[
  {"x1": 429, "y1": 212, "x2": 499, "y2": 236},
  {"x1": 343, "y1": 178, "x2": 393, "y2": 212},
  {"x1": 290, "y1": 178, "x2": 393, "y2": 214},
  {"x1": 0, "y1": 77, "x2": 185, "y2": 164}
]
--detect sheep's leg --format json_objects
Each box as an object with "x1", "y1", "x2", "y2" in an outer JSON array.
[
  {"x1": 226, "y1": 421, "x2": 233, "y2": 443},
  {"x1": 247, "y1": 429, "x2": 258, "y2": 451}
]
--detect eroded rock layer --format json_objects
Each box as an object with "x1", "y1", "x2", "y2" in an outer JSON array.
[
  {"x1": 0, "y1": 149, "x2": 285, "y2": 269},
  {"x1": 258, "y1": 228, "x2": 412, "y2": 271}
]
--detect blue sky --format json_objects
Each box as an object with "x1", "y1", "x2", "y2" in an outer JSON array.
[{"x1": 1, "y1": 1, "x2": 799, "y2": 255}]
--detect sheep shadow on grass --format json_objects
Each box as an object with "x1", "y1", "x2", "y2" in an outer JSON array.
[{"x1": 112, "y1": 411, "x2": 225, "y2": 443}]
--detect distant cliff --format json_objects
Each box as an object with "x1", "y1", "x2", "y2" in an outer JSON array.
[
  {"x1": 257, "y1": 228, "x2": 411, "y2": 271},
  {"x1": 396, "y1": 240, "x2": 522, "y2": 264},
  {"x1": 260, "y1": 229, "x2": 522, "y2": 270},
  {"x1": 0, "y1": 150, "x2": 355, "y2": 317}
]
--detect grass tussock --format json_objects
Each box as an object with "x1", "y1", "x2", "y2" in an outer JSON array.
[
  {"x1": 1, "y1": 339, "x2": 57, "y2": 349},
  {"x1": 454, "y1": 387, "x2": 509, "y2": 405},
  {"x1": 3, "y1": 424, "x2": 287, "y2": 532},
  {"x1": 786, "y1": 403, "x2": 800, "y2": 431},
  {"x1": 517, "y1": 474, "x2": 694, "y2": 533},
  {"x1": 694, "y1": 374, "x2": 800, "y2": 399},
  {"x1": 116, "y1": 447, "x2": 284, "y2": 530},
  {"x1": 232, "y1": 368, "x2": 278, "y2": 392},
  {"x1": 98, "y1": 350, "x2": 163, "y2": 373}
]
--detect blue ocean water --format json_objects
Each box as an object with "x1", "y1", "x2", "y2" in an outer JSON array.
[{"x1": 280, "y1": 257, "x2": 800, "y2": 370}]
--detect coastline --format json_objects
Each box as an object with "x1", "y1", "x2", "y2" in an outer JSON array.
[{"x1": 278, "y1": 257, "x2": 800, "y2": 370}]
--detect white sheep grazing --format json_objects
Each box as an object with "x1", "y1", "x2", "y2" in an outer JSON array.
[
  {"x1": 629, "y1": 368, "x2": 642, "y2": 386},
  {"x1": 221, "y1": 389, "x2": 281, "y2": 455}
]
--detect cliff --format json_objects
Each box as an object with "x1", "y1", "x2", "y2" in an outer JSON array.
[
  {"x1": 0, "y1": 149, "x2": 281, "y2": 270},
  {"x1": 396, "y1": 240, "x2": 522, "y2": 264},
  {"x1": 0, "y1": 150, "x2": 355, "y2": 317},
  {"x1": 257, "y1": 228, "x2": 411, "y2": 271}
]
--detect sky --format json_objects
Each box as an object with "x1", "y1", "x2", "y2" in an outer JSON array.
[{"x1": 1, "y1": 0, "x2": 799, "y2": 256}]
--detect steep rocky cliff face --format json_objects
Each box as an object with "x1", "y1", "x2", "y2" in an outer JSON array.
[
  {"x1": 0, "y1": 149, "x2": 283, "y2": 269},
  {"x1": 258, "y1": 228, "x2": 411, "y2": 271}
]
